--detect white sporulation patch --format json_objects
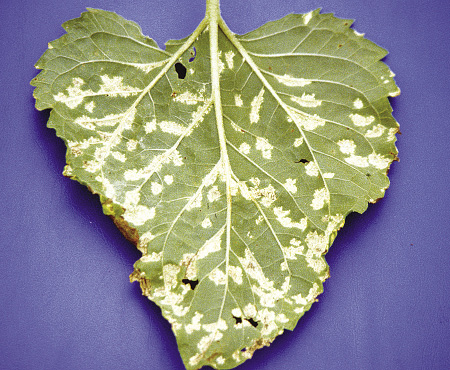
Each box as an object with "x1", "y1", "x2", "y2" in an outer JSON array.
[
  {"x1": 159, "y1": 120, "x2": 186, "y2": 136},
  {"x1": 368, "y1": 153, "x2": 391, "y2": 169},
  {"x1": 216, "y1": 356, "x2": 225, "y2": 365},
  {"x1": 288, "y1": 108, "x2": 326, "y2": 131},
  {"x1": 255, "y1": 215, "x2": 264, "y2": 225},
  {"x1": 144, "y1": 119, "x2": 157, "y2": 133},
  {"x1": 291, "y1": 93, "x2": 322, "y2": 108},
  {"x1": 349, "y1": 113, "x2": 375, "y2": 127},
  {"x1": 255, "y1": 137, "x2": 273, "y2": 159},
  {"x1": 275, "y1": 74, "x2": 311, "y2": 87},
  {"x1": 151, "y1": 181, "x2": 163, "y2": 195},
  {"x1": 201, "y1": 217, "x2": 212, "y2": 229},
  {"x1": 163, "y1": 264, "x2": 180, "y2": 290},
  {"x1": 305, "y1": 161, "x2": 319, "y2": 176},
  {"x1": 97, "y1": 75, "x2": 141, "y2": 97},
  {"x1": 186, "y1": 191, "x2": 203, "y2": 210},
  {"x1": 225, "y1": 50, "x2": 235, "y2": 69},
  {"x1": 273, "y1": 206, "x2": 307, "y2": 230},
  {"x1": 67, "y1": 137, "x2": 102, "y2": 156},
  {"x1": 126, "y1": 139, "x2": 138, "y2": 151},
  {"x1": 95, "y1": 175, "x2": 115, "y2": 198},
  {"x1": 284, "y1": 178, "x2": 297, "y2": 194},
  {"x1": 291, "y1": 282, "x2": 321, "y2": 309},
  {"x1": 365, "y1": 124, "x2": 386, "y2": 138},
  {"x1": 181, "y1": 253, "x2": 197, "y2": 280},
  {"x1": 85, "y1": 101, "x2": 95, "y2": 113},
  {"x1": 281, "y1": 261, "x2": 288, "y2": 271},
  {"x1": 345, "y1": 154, "x2": 369, "y2": 167},
  {"x1": 111, "y1": 151, "x2": 126, "y2": 162},
  {"x1": 123, "y1": 205, "x2": 156, "y2": 226},
  {"x1": 250, "y1": 88, "x2": 265, "y2": 124},
  {"x1": 131, "y1": 59, "x2": 167, "y2": 73},
  {"x1": 174, "y1": 91, "x2": 204, "y2": 105},
  {"x1": 337, "y1": 139, "x2": 356, "y2": 154},
  {"x1": 293, "y1": 137, "x2": 304, "y2": 147},
  {"x1": 239, "y1": 142, "x2": 251, "y2": 155},
  {"x1": 239, "y1": 248, "x2": 290, "y2": 308},
  {"x1": 282, "y1": 243, "x2": 305, "y2": 260},
  {"x1": 323, "y1": 172, "x2": 335, "y2": 179},
  {"x1": 140, "y1": 251, "x2": 163, "y2": 263},
  {"x1": 229, "y1": 265, "x2": 243, "y2": 285},
  {"x1": 305, "y1": 231, "x2": 328, "y2": 255},
  {"x1": 387, "y1": 128, "x2": 398, "y2": 141},
  {"x1": 124, "y1": 150, "x2": 184, "y2": 181},
  {"x1": 164, "y1": 175, "x2": 174, "y2": 185},
  {"x1": 311, "y1": 188, "x2": 329, "y2": 210},
  {"x1": 303, "y1": 11, "x2": 313, "y2": 24},
  {"x1": 353, "y1": 98, "x2": 364, "y2": 109},
  {"x1": 197, "y1": 226, "x2": 225, "y2": 259},
  {"x1": 209, "y1": 267, "x2": 227, "y2": 285},
  {"x1": 75, "y1": 107, "x2": 136, "y2": 130},
  {"x1": 234, "y1": 94, "x2": 243, "y2": 107},
  {"x1": 185, "y1": 312, "x2": 203, "y2": 334},
  {"x1": 53, "y1": 77, "x2": 89, "y2": 109},
  {"x1": 246, "y1": 183, "x2": 277, "y2": 208},
  {"x1": 306, "y1": 256, "x2": 327, "y2": 273},
  {"x1": 207, "y1": 185, "x2": 221, "y2": 203}
]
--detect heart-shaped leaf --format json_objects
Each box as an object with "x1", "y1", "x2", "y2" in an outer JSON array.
[{"x1": 31, "y1": 3, "x2": 399, "y2": 369}]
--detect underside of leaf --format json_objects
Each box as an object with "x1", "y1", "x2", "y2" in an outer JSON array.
[{"x1": 31, "y1": 6, "x2": 399, "y2": 370}]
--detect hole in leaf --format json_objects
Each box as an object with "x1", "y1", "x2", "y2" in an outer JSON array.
[
  {"x1": 182, "y1": 278, "x2": 199, "y2": 290},
  {"x1": 295, "y1": 158, "x2": 310, "y2": 164},
  {"x1": 233, "y1": 315, "x2": 243, "y2": 324},
  {"x1": 246, "y1": 318, "x2": 258, "y2": 328},
  {"x1": 175, "y1": 62, "x2": 187, "y2": 79},
  {"x1": 189, "y1": 47, "x2": 196, "y2": 62}
]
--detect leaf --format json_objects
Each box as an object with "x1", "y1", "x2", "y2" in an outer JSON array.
[{"x1": 31, "y1": 2, "x2": 400, "y2": 369}]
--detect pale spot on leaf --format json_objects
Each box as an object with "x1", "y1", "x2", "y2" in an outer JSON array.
[
  {"x1": 311, "y1": 188, "x2": 329, "y2": 210},
  {"x1": 349, "y1": 113, "x2": 375, "y2": 127},
  {"x1": 250, "y1": 88, "x2": 264, "y2": 124}
]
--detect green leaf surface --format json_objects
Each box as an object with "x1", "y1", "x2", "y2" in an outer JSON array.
[{"x1": 31, "y1": 4, "x2": 399, "y2": 369}]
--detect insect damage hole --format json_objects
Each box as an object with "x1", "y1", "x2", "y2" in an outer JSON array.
[
  {"x1": 175, "y1": 62, "x2": 187, "y2": 79},
  {"x1": 182, "y1": 278, "x2": 199, "y2": 290},
  {"x1": 295, "y1": 158, "x2": 310, "y2": 164},
  {"x1": 246, "y1": 318, "x2": 258, "y2": 328},
  {"x1": 233, "y1": 315, "x2": 243, "y2": 324}
]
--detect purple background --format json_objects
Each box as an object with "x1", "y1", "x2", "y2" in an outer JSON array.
[{"x1": 2, "y1": 0, "x2": 450, "y2": 369}]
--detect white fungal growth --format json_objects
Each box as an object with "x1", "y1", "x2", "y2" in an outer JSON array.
[
  {"x1": 225, "y1": 50, "x2": 235, "y2": 69},
  {"x1": 291, "y1": 93, "x2": 322, "y2": 108},
  {"x1": 275, "y1": 74, "x2": 312, "y2": 87},
  {"x1": 209, "y1": 268, "x2": 227, "y2": 285},
  {"x1": 305, "y1": 231, "x2": 328, "y2": 255},
  {"x1": 145, "y1": 119, "x2": 157, "y2": 133},
  {"x1": 284, "y1": 178, "x2": 297, "y2": 194},
  {"x1": 311, "y1": 188, "x2": 329, "y2": 210},
  {"x1": 126, "y1": 139, "x2": 138, "y2": 151},
  {"x1": 365, "y1": 124, "x2": 386, "y2": 138},
  {"x1": 174, "y1": 91, "x2": 204, "y2": 105},
  {"x1": 164, "y1": 175, "x2": 174, "y2": 185},
  {"x1": 255, "y1": 137, "x2": 273, "y2": 159},
  {"x1": 97, "y1": 75, "x2": 141, "y2": 97},
  {"x1": 305, "y1": 161, "x2": 319, "y2": 176},
  {"x1": 368, "y1": 153, "x2": 391, "y2": 169},
  {"x1": 273, "y1": 206, "x2": 307, "y2": 230},
  {"x1": 349, "y1": 113, "x2": 375, "y2": 127},
  {"x1": 85, "y1": 101, "x2": 95, "y2": 113},
  {"x1": 140, "y1": 251, "x2": 163, "y2": 263},
  {"x1": 250, "y1": 88, "x2": 265, "y2": 124},
  {"x1": 159, "y1": 120, "x2": 186, "y2": 136},
  {"x1": 123, "y1": 205, "x2": 155, "y2": 226},
  {"x1": 201, "y1": 217, "x2": 212, "y2": 228},
  {"x1": 185, "y1": 312, "x2": 203, "y2": 334},
  {"x1": 53, "y1": 77, "x2": 89, "y2": 109},
  {"x1": 238, "y1": 142, "x2": 251, "y2": 155},
  {"x1": 207, "y1": 185, "x2": 221, "y2": 202},
  {"x1": 294, "y1": 137, "x2": 304, "y2": 147},
  {"x1": 228, "y1": 266, "x2": 243, "y2": 285},
  {"x1": 337, "y1": 139, "x2": 356, "y2": 154},
  {"x1": 345, "y1": 154, "x2": 369, "y2": 167},
  {"x1": 234, "y1": 94, "x2": 243, "y2": 107},
  {"x1": 197, "y1": 226, "x2": 225, "y2": 259},
  {"x1": 151, "y1": 181, "x2": 163, "y2": 195},
  {"x1": 353, "y1": 98, "x2": 364, "y2": 109}
]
